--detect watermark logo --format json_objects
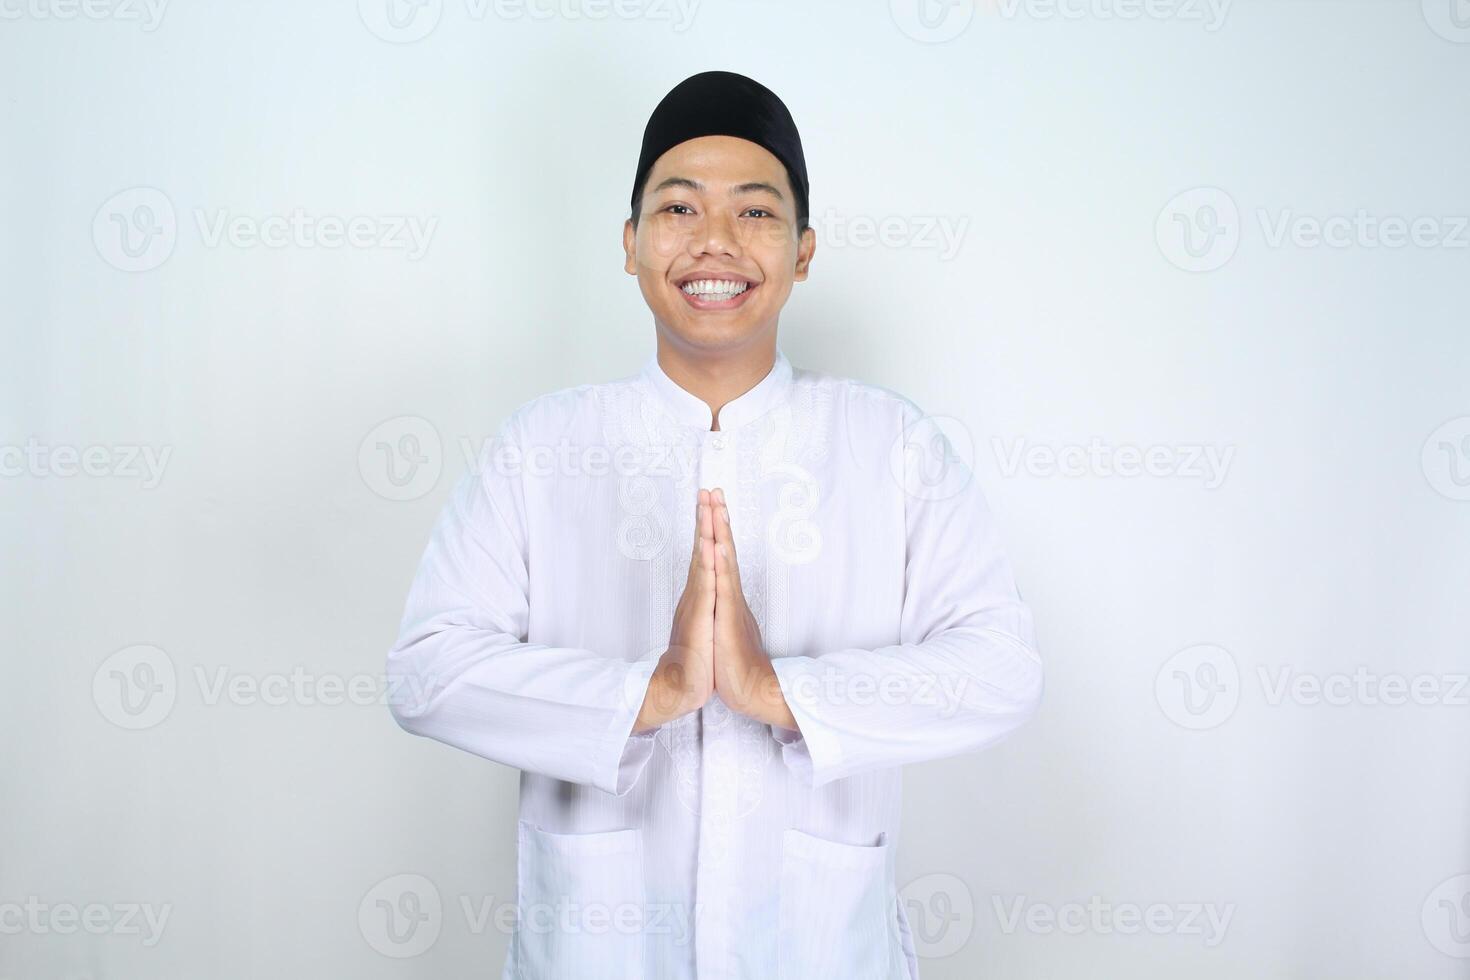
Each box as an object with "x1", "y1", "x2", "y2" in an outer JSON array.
[
  {"x1": 360, "y1": 416, "x2": 443, "y2": 502},
  {"x1": 1423, "y1": 873, "x2": 1470, "y2": 957},
  {"x1": 1422, "y1": 0, "x2": 1470, "y2": 43},
  {"x1": 891, "y1": 0, "x2": 975, "y2": 43},
  {"x1": 890, "y1": 413, "x2": 975, "y2": 502},
  {"x1": 359, "y1": 0, "x2": 443, "y2": 42},
  {"x1": 93, "y1": 187, "x2": 177, "y2": 273},
  {"x1": 1156, "y1": 187, "x2": 1239, "y2": 273},
  {"x1": 1422, "y1": 416, "x2": 1470, "y2": 501},
  {"x1": 359, "y1": 874, "x2": 443, "y2": 957},
  {"x1": 93, "y1": 645, "x2": 177, "y2": 730},
  {"x1": 1155, "y1": 643, "x2": 1239, "y2": 730},
  {"x1": 901, "y1": 872, "x2": 974, "y2": 958}
]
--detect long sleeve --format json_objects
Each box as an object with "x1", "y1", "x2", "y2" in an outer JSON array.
[
  {"x1": 385, "y1": 414, "x2": 660, "y2": 796},
  {"x1": 769, "y1": 404, "x2": 1044, "y2": 788}
]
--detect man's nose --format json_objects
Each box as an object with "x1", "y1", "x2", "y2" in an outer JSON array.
[{"x1": 690, "y1": 209, "x2": 740, "y2": 257}]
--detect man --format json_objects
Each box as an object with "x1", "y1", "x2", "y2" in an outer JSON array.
[{"x1": 386, "y1": 69, "x2": 1043, "y2": 980}]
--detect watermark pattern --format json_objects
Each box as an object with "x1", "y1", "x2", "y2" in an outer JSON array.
[
  {"x1": 1258, "y1": 666, "x2": 1469, "y2": 709},
  {"x1": 194, "y1": 209, "x2": 436, "y2": 259},
  {"x1": 992, "y1": 895, "x2": 1234, "y2": 946},
  {"x1": 1156, "y1": 187, "x2": 1240, "y2": 273},
  {"x1": 1257, "y1": 210, "x2": 1470, "y2": 251},
  {"x1": 1421, "y1": 0, "x2": 1470, "y2": 43},
  {"x1": 1422, "y1": 416, "x2": 1470, "y2": 501},
  {"x1": 461, "y1": 434, "x2": 704, "y2": 484},
  {"x1": 1157, "y1": 644, "x2": 1469, "y2": 730},
  {"x1": 1155, "y1": 643, "x2": 1240, "y2": 730},
  {"x1": 890, "y1": 0, "x2": 975, "y2": 43},
  {"x1": 93, "y1": 187, "x2": 437, "y2": 272},
  {"x1": 1158, "y1": 187, "x2": 1470, "y2": 272},
  {"x1": 1, "y1": 439, "x2": 172, "y2": 488},
  {"x1": 992, "y1": 437, "x2": 1234, "y2": 488},
  {"x1": 358, "y1": 0, "x2": 699, "y2": 43},
  {"x1": 0, "y1": 0, "x2": 168, "y2": 30},
  {"x1": 982, "y1": 0, "x2": 1231, "y2": 31},
  {"x1": 358, "y1": 0, "x2": 444, "y2": 42},
  {"x1": 93, "y1": 645, "x2": 177, "y2": 730},
  {"x1": 780, "y1": 666, "x2": 974, "y2": 719},
  {"x1": 0, "y1": 898, "x2": 171, "y2": 946},
  {"x1": 892, "y1": 0, "x2": 1232, "y2": 42},
  {"x1": 1423, "y1": 873, "x2": 1470, "y2": 958},
  {"x1": 93, "y1": 187, "x2": 177, "y2": 272},
  {"x1": 357, "y1": 872, "x2": 699, "y2": 957},
  {"x1": 359, "y1": 874, "x2": 443, "y2": 958},
  {"x1": 889, "y1": 413, "x2": 976, "y2": 502},
  {"x1": 901, "y1": 873, "x2": 975, "y2": 958},
  {"x1": 93, "y1": 645, "x2": 436, "y2": 730},
  {"x1": 813, "y1": 209, "x2": 971, "y2": 261},
  {"x1": 360, "y1": 416, "x2": 443, "y2": 502}
]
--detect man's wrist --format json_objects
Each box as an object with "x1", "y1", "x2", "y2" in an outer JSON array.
[
  {"x1": 728, "y1": 662, "x2": 797, "y2": 729},
  {"x1": 634, "y1": 657, "x2": 701, "y2": 732}
]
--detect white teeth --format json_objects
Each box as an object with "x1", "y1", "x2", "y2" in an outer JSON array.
[{"x1": 681, "y1": 278, "x2": 750, "y2": 299}]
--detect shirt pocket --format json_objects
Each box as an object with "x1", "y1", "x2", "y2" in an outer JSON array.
[
  {"x1": 777, "y1": 827, "x2": 894, "y2": 980},
  {"x1": 515, "y1": 820, "x2": 646, "y2": 980}
]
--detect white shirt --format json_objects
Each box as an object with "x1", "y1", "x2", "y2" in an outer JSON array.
[{"x1": 386, "y1": 347, "x2": 1044, "y2": 980}]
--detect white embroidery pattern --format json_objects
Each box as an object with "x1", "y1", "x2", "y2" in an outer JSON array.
[{"x1": 600, "y1": 374, "x2": 832, "y2": 829}]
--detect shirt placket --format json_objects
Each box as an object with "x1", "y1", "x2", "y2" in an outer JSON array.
[{"x1": 694, "y1": 425, "x2": 738, "y2": 980}]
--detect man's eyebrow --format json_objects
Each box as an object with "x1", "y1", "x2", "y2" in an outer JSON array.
[{"x1": 650, "y1": 177, "x2": 785, "y2": 200}]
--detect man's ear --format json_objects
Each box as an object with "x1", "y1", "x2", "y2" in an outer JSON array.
[
  {"x1": 792, "y1": 226, "x2": 816, "y2": 282},
  {"x1": 623, "y1": 219, "x2": 637, "y2": 276}
]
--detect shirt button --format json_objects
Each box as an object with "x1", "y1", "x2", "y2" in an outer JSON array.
[{"x1": 710, "y1": 434, "x2": 727, "y2": 450}]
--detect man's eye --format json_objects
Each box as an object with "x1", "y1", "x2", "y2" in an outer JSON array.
[
  {"x1": 744, "y1": 208, "x2": 771, "y2": 219},
  {"x1": 664, "y1": 204, "x2": 694, "y2": 215}
]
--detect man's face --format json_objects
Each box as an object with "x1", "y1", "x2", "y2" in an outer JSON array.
[{"x1": 624, "y1": 135, "x2": 815, "y2": 354}]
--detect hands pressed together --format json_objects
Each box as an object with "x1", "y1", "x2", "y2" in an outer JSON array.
[{"x1": 634, "y1": 487, "x2": 798, "y2": 734}]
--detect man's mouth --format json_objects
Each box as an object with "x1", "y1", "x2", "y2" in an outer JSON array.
[{"x1": 676, "y1": 277, "x2": 758, "y2": 310}]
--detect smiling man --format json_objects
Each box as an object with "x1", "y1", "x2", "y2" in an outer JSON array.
[{"x1": 386, "y1": 70, "x2": 1044, "y2": 980}]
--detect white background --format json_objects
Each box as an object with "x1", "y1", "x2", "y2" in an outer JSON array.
[{"x1": 3, "y1": 0, "x2": 1469, "y2": 977}]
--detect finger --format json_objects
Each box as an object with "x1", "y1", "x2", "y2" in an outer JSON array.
[
  {"x1": 689, "y1": 489, "x2": 705, "y2": 558},
  {"x1": 700, "y1": 488, "x2": 716, "y2": 543},
  {"x1": 700, "y1": 509, "x2": 719, "y2": 594},
  {"x1": 715, "y1": 539, "x2": 745, "y2": 606},
  {"x1": 697, "y1": 535, "x2": 716, "y2": 608},
  {"x1": 705, "y1": 487, "x2": 740, "y2": 587},
  {"x1": 702, "y1": 502, "x2": 717, "y2": 573}
]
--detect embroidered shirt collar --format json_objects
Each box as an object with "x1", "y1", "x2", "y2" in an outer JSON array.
[{"x1": 638, "y1": 348, "x2": 794, "y2": 432}]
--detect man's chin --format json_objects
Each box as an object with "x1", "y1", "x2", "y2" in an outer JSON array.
[{"x1": 656, "y1": 314, "x2": 764, "y2": 352}]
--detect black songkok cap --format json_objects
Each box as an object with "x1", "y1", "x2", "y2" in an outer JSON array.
[{"x1": 631, "y1": 70, "x2": 809, "y2": 227}]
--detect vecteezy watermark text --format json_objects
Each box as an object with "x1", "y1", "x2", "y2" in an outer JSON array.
[
  {"x1": 992, "y1": 437, "x2": 1235, "y2": 489},
  {"x1": 1, "y1": 439, "x2": 171, "y2": 488}
]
